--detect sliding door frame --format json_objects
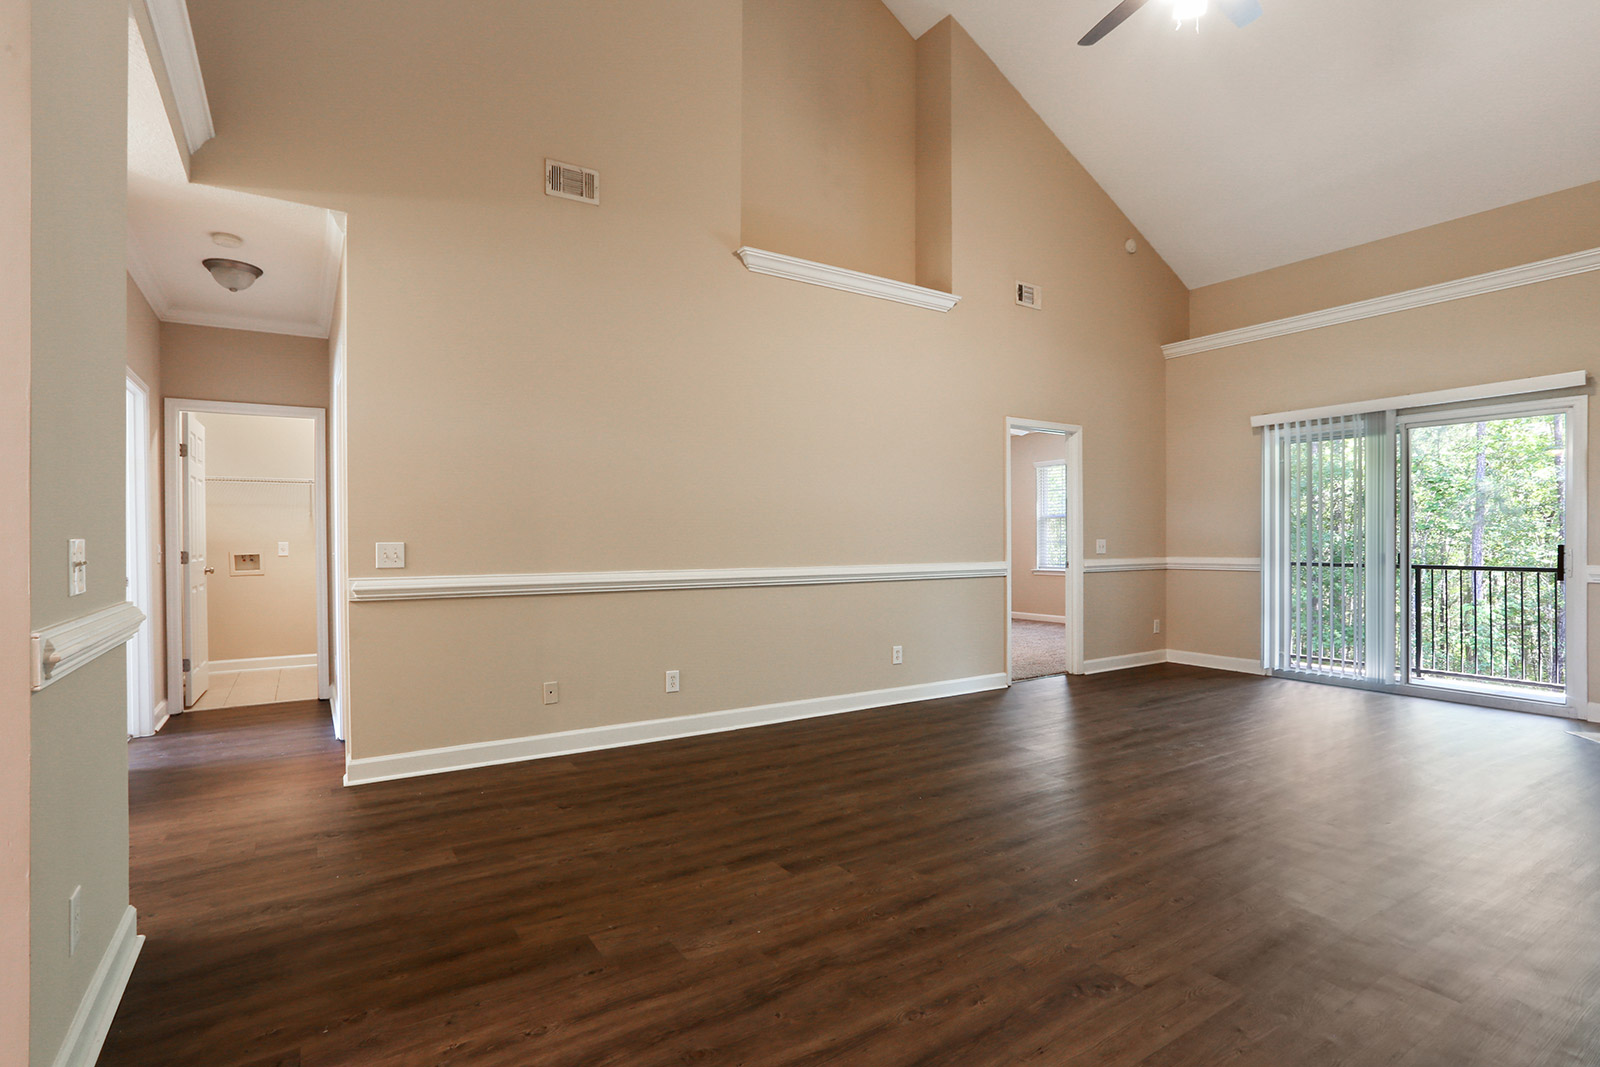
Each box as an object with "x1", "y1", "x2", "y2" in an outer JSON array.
[{"x1": 1393, "y1": 394, "x2": 1587, "y2": 719}]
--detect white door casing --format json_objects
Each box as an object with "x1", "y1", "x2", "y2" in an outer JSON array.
[{"x1": 182, "y1": 412, "x2": 210, "y2": 707}]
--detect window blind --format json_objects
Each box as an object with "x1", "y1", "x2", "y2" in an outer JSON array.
[{"x1": 1036, "y1": 462, "x2": 1067, "y2": 570}]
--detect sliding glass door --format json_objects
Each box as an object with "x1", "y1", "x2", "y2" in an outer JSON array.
[
  {"x1": 1400, "y1": 403, "x2": 1571, "y2": 703},
  {"x1": 1262, "y1": 394, "x2": 1585, "y2": 715}
]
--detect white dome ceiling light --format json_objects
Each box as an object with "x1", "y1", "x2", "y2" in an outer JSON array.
[{"x1": 202, "y1": 257, "x2": 264, "y2": 292}]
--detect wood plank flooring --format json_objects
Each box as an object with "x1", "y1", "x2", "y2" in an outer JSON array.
[{"x1": 103, "y1": 666, "x2": 1600, "y2": 1066}]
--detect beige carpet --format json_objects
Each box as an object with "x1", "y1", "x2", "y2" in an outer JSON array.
[{"x1": 1011, "y1": 619, "x2": 1067, "y2": 680}]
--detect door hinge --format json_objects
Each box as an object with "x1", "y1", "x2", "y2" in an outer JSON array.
[
  {"x1": 179, "y1": 550, "x2": 189, "y2": 565},
  {"x1": 182, "y1": 658, "x2": 191, "y2": 672},
  {"x1": 178, "y1": 442, "x2": 187, "y2": 457}
]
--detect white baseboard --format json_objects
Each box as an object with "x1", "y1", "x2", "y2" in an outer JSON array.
[
  {"x1": 1011, "y1": 612, "x2": 1067, "y2": 624},
  {"x1": 345, "y1": 672, "x2": 1011, "y2": 786},
  {"x1": 1166, "y1": 649, "x2": 1266, "y2": 676},
  {"x1": 1081, "y1": 649, "x2": 1264, "y2": 677},
  {"x1": 49, "y1": 905, "x2": 143, "y2": 1067},
  {"x1": 209, "y1": 653, "x2": 317, "y2": 673},
  {"x1": 152, "y1": 699, "x2": 169, "y2": 732},
  {"x1": 1083, "y1": 650, "x2": 1167, "y2": 674}
]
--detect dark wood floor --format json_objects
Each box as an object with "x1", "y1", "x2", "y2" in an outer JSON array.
[{"x1": 104, "y1": 666, "x2": 1600, "y2": 1066}]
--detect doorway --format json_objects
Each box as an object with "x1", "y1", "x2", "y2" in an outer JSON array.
[
  {"x1": 1401, "y1": 403, "x2": 1577, "y2": 705},
  {"x1": 165, "y1": 399, "x2": 330, "y2": 714},
  {"x1": 126, "y1": 372, "x2": 157, "y2": 736},
  {"x1": 1006, "y1": 418, "x2": 1084, "y2": 681}
]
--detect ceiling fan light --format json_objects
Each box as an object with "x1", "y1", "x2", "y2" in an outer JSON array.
[
  {"x1": 1172, "y1": 0, "x2": 1207, "y2": 27},
  {"x1": 202, "y1": 257, "x2": 263, "y2": 292}
]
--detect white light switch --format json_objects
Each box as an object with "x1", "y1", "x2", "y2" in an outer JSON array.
[
  {"x1": 1095, "y1": 539, "x2": 1107, "y2": 555},
  {"x1": 278, "y1": 542, "x2": 290, "y2": 556},
  {"x1": 375, "y1": 542, "x2": 406, "y2": 569},
  {"x1": 68, "y1": 539, "x2": 87, "y2": 596}
]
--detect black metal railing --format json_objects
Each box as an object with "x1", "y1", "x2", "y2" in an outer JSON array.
[{"x1": 1412, "y1": 546, "x2": 1565, "y2": 691}]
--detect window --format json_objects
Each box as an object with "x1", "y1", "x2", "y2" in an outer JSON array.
[{"x1": 1035, "y1": 461, "x2": 1067, "y2": 571}]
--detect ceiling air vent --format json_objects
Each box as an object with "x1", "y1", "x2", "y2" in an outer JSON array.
[
  {"x1": 545, "y1": 159, "x2": 599, "y2": 205},
  {"x1": 1015, "y1": 282, "x2": 1042, "y2": 309}
]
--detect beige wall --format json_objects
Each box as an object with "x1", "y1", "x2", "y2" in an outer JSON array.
[
  {"x1": 201, "y1": 414, "x2": 319, "y2": 662},
  {"x1": 742, "y1": 0, "x2": 917, "y2": 282},
  {"x1": 1190, "y1": 181, "x2": 1600, "y2": 337},
  {"x1": 27, "y1": 0, "x2": 131, "y2": 1061},
  {"x1": 1166, "y1": 194, "x2": 1600, "y2": 683},
  {"x1": 0, "y1": 0, "x2": 30, "y2": 1057},
  {"x1": 1009, "y1": 431, "x2": 1067, "y2": 617},
  {"x1": 161, "y1": 321, "x2": 330, "y2": 409},
  {"x1": 126, "y1": 275, "x2": 165, "y2": 711},
  {"x1": 185, "y1": 2, "x2": 1185, "y2": 762}
]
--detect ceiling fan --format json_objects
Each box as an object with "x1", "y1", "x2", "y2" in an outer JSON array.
[{"x1": 1078, "y1": 0, "x2": 1262, "y2": 46}]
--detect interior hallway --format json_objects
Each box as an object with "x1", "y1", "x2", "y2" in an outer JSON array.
[
  {"x1": 187, "y1": 665, "x2": 320, "y2": 710},
  {"x1": 104, "y1": 669, "x2": 1600, "y2": 1066}
]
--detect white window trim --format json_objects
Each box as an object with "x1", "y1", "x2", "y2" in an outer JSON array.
[{"x1": 1034, "y1": 459, "x2": 1068, "y2": 572}]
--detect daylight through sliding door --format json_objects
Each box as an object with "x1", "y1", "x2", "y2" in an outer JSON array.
[{"x1": 1261, "y1": 414, "x2": 1390, "y2": 683}]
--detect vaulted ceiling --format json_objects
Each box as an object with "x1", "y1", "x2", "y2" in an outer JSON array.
[{"x1": 882, "y1": 0, "x2": 1600, "y2": 287}]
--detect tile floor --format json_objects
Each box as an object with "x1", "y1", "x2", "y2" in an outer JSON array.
[{"x1": 190, "y1": 665, "x2": 319, "y2": 710}]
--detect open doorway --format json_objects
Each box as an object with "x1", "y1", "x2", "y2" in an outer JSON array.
[
  {"x1": 165, "y1": 400, "x2": 329, "y2": 713},
  {"x1": 1006, "y1": 418, "x2": 1084, "y2": 681},
  {"x1": 126, "y1": 372, "x2": 157, "y2": 736}
]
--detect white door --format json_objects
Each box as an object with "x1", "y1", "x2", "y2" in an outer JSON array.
[{"x1": 182, "y1": 412, "x2": 211, "y2": 707}]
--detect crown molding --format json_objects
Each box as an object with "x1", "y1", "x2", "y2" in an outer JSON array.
[
  {"x1": 31, "y1": 601, "x2": 146, "y2": 691},
  {"x1": 142, "y1": 0, "x2": 214, "y2": 155},
  {"x1": 309, "y1": 211, "x2": 345, "y2": 336},
  {"x1": 1165, "y1": 246, "x2": 1600, "y2": 359},
  {"x1": 125, "y1": 231, "x2": 171, "y2": 318},
  {"x1": 735, "y1": 247, "x2": 962, "y2": 312},
  {"x1": 160, "y1": 306, "x2": 330, "y2": 339},
  {"x1": 349, "y1": 561, "x2": 1006, "y2": 602}
]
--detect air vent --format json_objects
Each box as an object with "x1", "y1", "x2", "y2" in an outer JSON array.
[
  {"x1": 545, "y1": 159, "x2": 599, "y2": 204},
  {"x1": 1015, "y1": 282, "x2": 1042, "y2": 310}
]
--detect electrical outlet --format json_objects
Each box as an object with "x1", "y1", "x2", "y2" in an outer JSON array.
[
  {"x1": 375, "y1": 542, "x2": 406, "y2": 569},
  {"x1": 68, "y1": 886, "x2": 81, "y2": 956},
  {"x1": 543, "y1": 681, "x2": 558, "y2": 705},
  {"x1": 1154, "y1": 619, "x2": 1161, "y2": 634},
  {"x1": 1095, "y1": 539, "x2": 1107, "y2": 555},
  {"x1": 665, "y1": 670, "x2": 680, "y2": 693},
  {"x1": 892, "y1": 645, "x2": 903, "y2": 665},
  {"x1": 278, "y1": 542, "x2": 290, "y2": 556}
]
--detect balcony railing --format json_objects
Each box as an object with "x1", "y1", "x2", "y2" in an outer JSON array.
[{"x1": 1412, "y1": 549, "x2": 1565, "y2": 692}]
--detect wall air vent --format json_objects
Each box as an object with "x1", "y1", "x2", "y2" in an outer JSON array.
[
  {"x1": 1015, "y1": 282, "x2": 1042, "y2": 310},
  {"x1": 545, "y1": 159, "x2": 599, "y2": 204}
]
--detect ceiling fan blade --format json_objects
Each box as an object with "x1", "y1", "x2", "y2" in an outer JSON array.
[
  {"x1": 1078, "y1": 0, "x2": 1154, "y2": 46},
  {"x1": 1217, "y1": 0, "x2": 1263, "y2": 28}
]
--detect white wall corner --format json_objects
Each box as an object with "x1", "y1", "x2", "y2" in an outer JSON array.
[
  {"x1": 48, "y1": 906, "x2": 143, "y2": 1067},
  {"x1": 125, "y1": 231, "x2": 171, "y2": 319}
]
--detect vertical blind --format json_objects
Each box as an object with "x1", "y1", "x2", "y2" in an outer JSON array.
[
  {"x1": 1261, "y1": 414, "x2": 1377, "y2": 680},
  {"x1": 1036, "y1": 462, "x2": 1068, "y2": 569}
]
